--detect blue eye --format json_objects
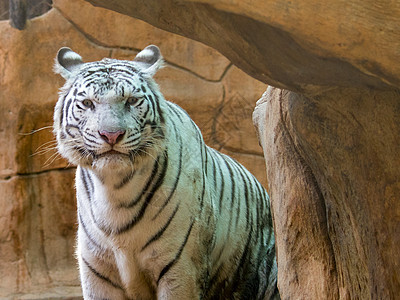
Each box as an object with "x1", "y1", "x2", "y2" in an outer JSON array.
[
  {"x1": 127, "y1": 97, "x2": 139, "y2": 105},
  {"x1": 82, "y1": 99, "x2": 93, "y2": 108}
]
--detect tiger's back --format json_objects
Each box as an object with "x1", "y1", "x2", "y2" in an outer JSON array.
[{"x1": 54, "y1": 45, "x2": 279, "y2": 299}]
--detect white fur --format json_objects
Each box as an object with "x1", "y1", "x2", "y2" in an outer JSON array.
[{"x1": 53, "y1": 45, "x2": 278, "y2": 299}]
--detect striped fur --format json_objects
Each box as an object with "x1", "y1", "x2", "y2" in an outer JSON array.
[{"x1": 53, "y1": 45, "x2": 279, "y2": 299}]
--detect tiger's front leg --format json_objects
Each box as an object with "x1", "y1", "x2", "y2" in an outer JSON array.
[
  {"x1": 156, "y1": 254, "x2": 205, "y2": 300},
  {"x1": 76, "y1": 229, "x2": 132, "y2": 300},
  {"x1": 77, "y1": 253, "x2": 128, "y2": 300}
]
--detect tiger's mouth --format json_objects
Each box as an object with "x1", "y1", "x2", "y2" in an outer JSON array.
[
  {"x1": 104, "y1": 150, "x2": 121, "y2": 155},
  {"x1": 96, "y1": 149, "x2": 129, "y2": 158}
]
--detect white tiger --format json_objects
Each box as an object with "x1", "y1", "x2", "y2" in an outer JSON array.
[{"x1": 53, "y1": 45, "x2": 279, "y2": 299}]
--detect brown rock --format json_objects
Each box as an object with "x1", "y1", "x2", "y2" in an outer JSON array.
[
  {"x1": 253, "y1": 87, "x2": 400, "y2": 299},
  {"x1": 54, "y1": 0, "x2": 231, "y2": 82},
  {"x1": 0, "y1": 169, "x2": 78, "y2": 298},
  {"x1": 84, "y1": 0, "x2": 400, "y2": 93}
]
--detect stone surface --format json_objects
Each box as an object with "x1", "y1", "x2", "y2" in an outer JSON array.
[
  {"x1": 0, "y1": 169, "x2": 79, "y2": 298},
  {"x1": 253, "y1": 87, "x2": 400, "y2": 299},
  {"x1": 0, "y1": 0, "x2": 267, "y2": 297},
  {"x1": 84, "y1": 0, "x2": 400, "y2": 93},
  {"x1": 54, "y1": 0, "x2": 231, "y2": 82}
]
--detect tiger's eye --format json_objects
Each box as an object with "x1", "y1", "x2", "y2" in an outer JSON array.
[
  {"x1": 82, "y1": 99, "x2": 93, "y2": 108},
  {"x1": 126, "y1": 97, "x2": 139, "y2": 105}
]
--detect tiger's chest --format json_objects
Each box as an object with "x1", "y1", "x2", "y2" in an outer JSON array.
[
  {"x1": 76, "y1": 169, "x2": 179, "y2": 294},
  {"x1": 75, "y1": 163, "x2": 204, "y2": 273}
]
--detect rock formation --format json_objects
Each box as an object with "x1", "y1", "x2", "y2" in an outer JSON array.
[
  {"x1": 83, "y1": 0, "x2": 400, "y2": 299},
  {"x1": 0, "y1": 0, "x2": 267, "y2": 297}
]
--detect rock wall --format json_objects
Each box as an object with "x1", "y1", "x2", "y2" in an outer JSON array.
[
  {"x1": 254, "y1": 88, "x2": 400, "y2": 299},
  {"x1": 254, "y1": 87, "x2": 400, "y2": 299},
  {"x1": 85, "y1": 0, "x2": 400, "y2": 93},
  {"x1": 0, "y1": 0, "x2": 267, "y2": 297}
]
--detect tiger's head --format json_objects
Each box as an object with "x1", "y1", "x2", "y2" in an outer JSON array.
[{"x1": 54, "y1": 45, "x2": 165, "y2": 172}]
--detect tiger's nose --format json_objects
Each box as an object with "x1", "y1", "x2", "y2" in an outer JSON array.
[{"x1": 99, "y1": 130, "x2": 125, "y2": 145}]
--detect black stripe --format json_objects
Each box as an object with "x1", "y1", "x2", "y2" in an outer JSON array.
[
  {"x1": 211, "y1": 242, "x2": 226, "y2": 276},
  {"x1": 263, "y1": 245, "x2": 276, "y2": 291},
  {"x1": 140, "y1": 105, "x2": 151, "y2": 124},
  {"x1": 71, "y1": 102, "x2": 80, "y2": 122},
  {"x1": 141, "y1": 202, "x2": 180, "y2": 251},
  {"x1": 80, "y1": 168, "x2": 92, "y2": 200},
  {"x1": 153, "y1": 94, "x2": 165, "y2": 124},
  {"x1": 78, "y1": 211, "x2": 103, "y2": 251},
  {"x1": 65, "y1": 124, "x2": 80, "y2": 139},
  {"x1": 222, "y1": 155, "x2": 236, "y2": 211},
  {"x1": 107, "y1": 63, "x2": 138, "y2": 75},
  {"x1": 65, "y1": 127, "x2": 75, "y2": 138},
  {"x1": 122, "y1": 136, "x2": 141, "y2": 147},
  {"x1": 66, "y1": 123, "x2": 79, "y2": 129},
  {"x1": 157, "y1": 219, "x2": 195, "y2": 284},
  {"x1": 84, "y1": 77, "x2": 101, "y2": 88},
  {"x1": 80, "y1": 168, "x2": 106, "y2": 234},
  {"x1": 216, "y1": 155, "x2": 225, "y2": 212},
  {"x1": 64, "y1": 98, "x2": 72, "y2": 124},
  {"x1": 119, "y1": 158, "x2": 159, "y2": 208},
  {"x1": 114, "y1": 170, "x2": 135, "y2": 190},
  {"x1": 199, "y1": 147, "x2": 207, "y2": 210},
  {"x1": 236, "y1": 163, "x2": 252, "y2": 231},
  {"x1": 152, "y1": 123, "x2": 182, "y2": 219},
  {"x1": 116, "y1": 152, "x2": 168, "y2": 234},
  {"x1": 208, "y1": 262, "x2": 224, "y2": 295},
  {"x1": 81, "y1": 257, "x2": 123, "y2": 291},
  {"x1": 85, "y1": 136, "x2": 101, "y2": 146},
  {"x1": 254, "y1": 179, "x2": 267, "y2": 219},
  {"x1": 231, "y1": 161, "x2": 248, "y2": 229},
  {"x1": 85, "y1": 131, "x2": 97, "y2": 139},
  {"x1": 145, "y1": 94, "x2": 156, "y2": 122},
  {"x1": 221, "y1": 155, "x2": 236, "y2": 237},
  {"x1": 271, "y1": 283, "x2": 280, "y2": 298},
  {"x1": 81, "y1": 66, "x2": 109, "y2": 78},
  {"x1": 83, "y1": 168, "x2": 94, "y2": 193},
  {"x1": 75, "y1": 104, "x2": 85, "y2": 111},
  {"x1": 230, "y1": 220, "x2": 254, "y2": 289},
  {"x1": 59, "y1": 94, "x2": 67, "y2": 129},
  {"x1": 203, "y1": 144, "x2": 208, "y2": 175},
  {"x1": 126, "y1": 132, "x2": 140, "y2": 139},
  {"x1": 191, "y1": 119, "x2": 203, "y2": 145},
  {"x1": 134, "y1": 98, "x2": 145, "y2": 108},
  {"x1": 167, "y1": 102, "x2": 185, "y2": 124},
  {"x1": 210, "y1": 150, "x2": 218, "y2": 188}
]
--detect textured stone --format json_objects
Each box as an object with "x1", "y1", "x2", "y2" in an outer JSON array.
[
  {"x1": 253, "y1": 87, "x2": 400, "y2": 299},
  {"x1": 84, "y1": 0, "x2": 400, "y2": 93},
  {"x1": 54, "y1": 0, "x2": 231, "y2": 82},
  {"x1": 0, "y1": 169, "x2": 78, "y2": 298}
]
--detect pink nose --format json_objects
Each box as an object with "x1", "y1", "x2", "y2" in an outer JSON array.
[{"x1": 98, "y1": 130, "x2": 125, "y2": 145}]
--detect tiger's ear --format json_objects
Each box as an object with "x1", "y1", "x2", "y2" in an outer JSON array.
[
  {"x1": 133, "y1": 45, "x2": 164, "y2": 77},
  {"x1": 54, "y1": 47, "x2": 84, "y2": 80}
]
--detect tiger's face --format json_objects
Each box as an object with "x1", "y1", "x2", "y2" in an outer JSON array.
[{"x1": 54, "y1": 46, "x2": 165, "y2": 172}]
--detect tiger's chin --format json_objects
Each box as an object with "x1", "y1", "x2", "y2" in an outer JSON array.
[{"x1": 92, "y1": 152, "x2": 133, "y2": 173}]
